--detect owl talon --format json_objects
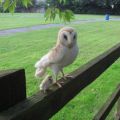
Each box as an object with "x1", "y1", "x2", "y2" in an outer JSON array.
[
  {"x1": 63, "y1": 75, "x2": 73, "y2": 80},
  {"x1": 40, "y1": 89, "x2": 47, "y2": 93},
  {"x1": 60, "y1": 81, "x2": 64, "y2": 84},
  {"x1": 62, "y1": 76, "x2": 67, "y2": 80},
  {"x1": 55, "y1": 82, "x2": 62, "y2": 88},
  {"x1": 66, "y1": 75, "x2": 74, "y2": 78}
]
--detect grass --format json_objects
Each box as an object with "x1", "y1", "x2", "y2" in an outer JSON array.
[
  {"x1": 0, "y1": 13, "x2": 118, "y2": 30},
  {"x1": 0, "y1": 18, "x2": 120, "y2": 119}
]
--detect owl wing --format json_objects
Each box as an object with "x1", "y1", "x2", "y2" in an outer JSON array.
[
  {"x1": 48, "y1": 45, "x2": 65, "y2": 64},
  {"x1": 35, "y1": 54, "x2": 50, "y2": 68},
  {"x1": 35, "y1": 45, "x2": 65, "y2": 69}
]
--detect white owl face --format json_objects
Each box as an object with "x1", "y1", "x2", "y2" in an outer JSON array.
[{"x1": 58, "y1": 27, "x2": 77, "y2": 48}]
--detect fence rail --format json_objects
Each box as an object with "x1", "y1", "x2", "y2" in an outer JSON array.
[
  {"x1": 0, "y1": 43, "x2": 120, "y2": 120},
  {"x1": 94, "y1": 84, "x2": 120, "y2": 120}
]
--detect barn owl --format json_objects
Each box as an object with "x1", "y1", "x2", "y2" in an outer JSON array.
[{"x1": 35, "y1": 27, "x2": 79, "y2": 88}]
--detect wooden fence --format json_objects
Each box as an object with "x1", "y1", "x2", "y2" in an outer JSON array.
[{"x1": 0, "y1": 43, "x2": 120, "y2": 120}]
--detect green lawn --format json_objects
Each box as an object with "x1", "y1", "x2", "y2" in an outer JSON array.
[
  {"x1": 0, "y1": 20, "x2": 120, "y2": 119},
  {"x1": 0, "y1": 13, "x2": 116, "y2": 30}
]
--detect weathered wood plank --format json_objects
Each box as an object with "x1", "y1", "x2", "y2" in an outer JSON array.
[
  {"x1": 0, "y1": 43, "x2": 120, "y2": 120},
  {"x1": 115, "y1": 97, "x2": 120, "y2": 120},
  {"x1": 93, "y1": 84, "x2": 120, "y2": 120},
  {"x1": 0, "y1": 70, "x2": 16, "y2": 77},
  {"x1": 0, "y1": 69, "x2": 26, "y2": 112}
]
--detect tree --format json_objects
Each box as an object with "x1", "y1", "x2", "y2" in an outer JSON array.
[
  {"x1": 1, "y1": 0, "x2": 120, "y2": 20},
  {"x1": 0, "y1": 0, "x2": 74, "y2": 22}
]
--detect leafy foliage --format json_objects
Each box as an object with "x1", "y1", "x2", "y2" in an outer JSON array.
[
  {"x1": 1, "y1": 0, "x2": 120, "y2": 21},
  {"x1": 44, "y1": 0, "x2": 74, "y2": 22},
  {"x1": 0, "y1": 0, "x2": 74, "y2": 22},
  {"x1": 44, "y1": 7, "x2": 74, "y2": 22},
  {"x1": 0, "y1": 0, "x2": 32, "y2": 13},
  {"x1": 60, "y1": 0, "x2": 120, "y2": 14}
]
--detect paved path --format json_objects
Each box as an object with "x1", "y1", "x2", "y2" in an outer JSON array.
[{"x1": 0, "y1": 18, "x2": 120, "y2": 36}]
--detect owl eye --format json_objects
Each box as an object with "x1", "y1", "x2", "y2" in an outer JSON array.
[
  {"x1": 64, "y1": 35, "x2": 67, "y2": 40},
  {"x1": 73, "y1": 35, "x2": 76, "y2": 39}
]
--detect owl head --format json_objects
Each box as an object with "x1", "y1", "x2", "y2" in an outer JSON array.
[{"x1": 57, "y1": 27, "x2": 77, "y2": 48}]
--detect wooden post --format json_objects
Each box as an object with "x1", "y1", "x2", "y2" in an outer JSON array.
[
  {"x1": 0, "y1": 69, "x2": 26, "y2": 112},
  {"x1": 115, "y1": 97, "x2": 120, "y2": 120}
]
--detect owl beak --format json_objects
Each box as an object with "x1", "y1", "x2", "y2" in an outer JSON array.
[{"x1": 68, "y1": 43, "x2": 73, "y2": 48}]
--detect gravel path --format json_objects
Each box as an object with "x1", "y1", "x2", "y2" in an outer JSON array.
[{"x1": 0, "y1": 18, "x2": 120, "y2": 36}]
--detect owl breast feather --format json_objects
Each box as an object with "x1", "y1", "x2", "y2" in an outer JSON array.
[{"x1": 59, "y1": 44, "x2": 79, "y2": 68}]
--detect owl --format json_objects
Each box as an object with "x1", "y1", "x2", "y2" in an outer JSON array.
[{"x1": 35, "y1": 27, "x2": 79, "y2": 88}]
